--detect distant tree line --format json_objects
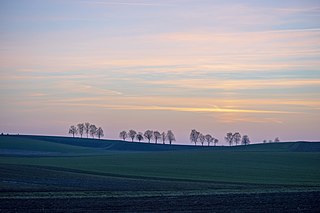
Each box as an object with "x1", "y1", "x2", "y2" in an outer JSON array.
[
  {"x1": 189, "y1": 129, "x2": 218, "y2": 146},
  {"x1": 68, "y1": 122, "x2": 104, "y2": 139},
  {"x1": 67, "y1": 124, "x2": 279, "y2": 146},
  {"x1": 119, "y1": 130, "x2": 176, "y2": 145},
  {"x1": 189, "y1": 130, "x2": 251, "y2": 146},
  {"x1": 263, "y1": 137, "x2": 280, "y2": 143},
  {"x1": 224, "y1": 132, "x2": 251, "y2": 146}
]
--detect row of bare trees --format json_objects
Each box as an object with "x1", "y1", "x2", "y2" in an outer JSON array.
[
  {"x1": 263, "y1": 137, "x2": 280, "y2": 143},
  {"x1": 224, "y1": 132, "x2": 250, "y2": 146},
  {"x1": 189, "y1": 130, "x2": 251, "y2": 146},
  {"x1": 68, "y1": 122, "x2": 104, "y2": 139},
  {"x1": 68, "y1": 125, "x2": 255, "y2": 146},
  {"x1": 189, "y1": 129, "x2": 219, "y2": 146},
  {"x1": 119, "y1": 130, "x2": 176, "y2": 144}
]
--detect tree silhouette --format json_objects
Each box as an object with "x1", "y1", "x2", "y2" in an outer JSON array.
[
  {"x1": 136, "y1": 132, "x2": 144, "y2": 142},
  {"x1": 225, "y1": 132, "x2": 233, "y2": 146},
  {"x1": 205, "y1": 134, "x2": 213, "y2": 146},
  {"x1": 274, "y1": 137, "x2": 280, "y2": 142},
  {"x1": 161, "y1": 132, "x2": 166, "y2": 144},
  {"x1": 96, "y1": 127, "x2": 104, "y2": 139},
  {"x1": 214, "y1": 138, "x2": 219, "y2": 146},
  {"x1": 84, "y1": 122, "x2": 90, "y2": 138},
  {"x1": 68, "y1": 125, "x2": 78, "y2": 137},
  {"x1": 154, "y1": 131, "x2": 161, "y2": 144},
  {"x1": 77, "y1": 123, "x2": 84, "y2": 138},
  {"x1": 242, "y1": 135, "x2": 250, "y2": 145},
  {"x1": 166, "y1": 130, "x2": 175, "y2": 145},
  {"x1": 263, "y1": 140, "x2": 267, "y2": 143},
  {"x1": 233, "y1": 132, "x2": 241, "y2": 146},
  {"x1": 199, "y1": 133, "x2": 205, "y2": 146},
  {"x1": 144, "y1": 130, "x2": 153, "y2": 143},
  {"x1": 119, "y1": 131, "x2": 127, "y2": 141},
  {"x1": 128, "y1": 130, "x2": 137, "y2": 142},
  {"x1": 190, "y1": 129, "x2": 200, "y2": 145},
  {"x1": 89, "y1": 124, "x2": 97, "y2": 138}
]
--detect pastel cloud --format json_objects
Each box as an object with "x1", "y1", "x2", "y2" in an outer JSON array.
[
  {"x1": 146, "y1": 79, "x2": 320, "y2": 90},
  {"x1": 1, "y1": 0, "x2": 320, "y2": 143}
]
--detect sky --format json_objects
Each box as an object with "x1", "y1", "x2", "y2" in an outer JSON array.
[{"x1": 1, "y1": 0, "x2": 320, "y2": 144}]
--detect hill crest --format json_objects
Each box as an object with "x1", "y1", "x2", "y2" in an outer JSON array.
[{"x1": 1, "y1": 135, "x2": 320, "y2": 156}]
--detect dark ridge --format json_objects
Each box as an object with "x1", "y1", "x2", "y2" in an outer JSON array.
[
  {"x1": 1, "y1": 135, "x2": 320, "y2": 152},
  {"x1": 4, "y1": 135, "x2": 204, "y2": 152}
]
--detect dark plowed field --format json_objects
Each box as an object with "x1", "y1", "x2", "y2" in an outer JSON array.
[{"x1": 1, "y1": 191, "x2": 320, "y2": 212}]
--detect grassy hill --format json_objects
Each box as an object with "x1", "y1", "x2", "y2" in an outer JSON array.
[
  {"x1": 1, "y1": 134, "x2": 319, "y2": 185},
  {"x1": 1, "y1": 135, "x2": 320, "y2": 212},
  {"x1": 0, "y1": 135, "x2": 206, "y2": 155},
  {"x1": 1, "y1": 135, "x2": 320, "y2": 156}
]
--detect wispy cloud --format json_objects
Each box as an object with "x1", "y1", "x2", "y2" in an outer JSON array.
[
  {"x1": 214, "y1": 113, "x2": 284, "y2": 124},
  {"x1": 41, "y1": 102, "x2": 294, "y2": 115},
  {"x1": 28, "y1": 93, "x2": 47, "y2": 97},
  {"x1": 146, "y1": 78, "x2": 320, "y2": 90},
  {"x1": 274, "y1": 6, "x2": 320, "y2": 15},
  {"x1": 82, "y1": 85, "x2": 123, "y2": 96},
  {"x1": 82, "y1": 1, "x2": 168, "y2": 7}
]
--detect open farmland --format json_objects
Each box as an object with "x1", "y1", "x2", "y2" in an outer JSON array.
[{"x1": 0, "y1": 135, "x2": 320, "y2": 212}]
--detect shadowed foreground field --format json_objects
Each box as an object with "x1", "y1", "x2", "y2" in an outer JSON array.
[
  {"x1": 0, "y1": 135, "x2": 320, "y2": 212},
  {"x1": 1, "y1": 191, "x2": 320, "y2": 213}
]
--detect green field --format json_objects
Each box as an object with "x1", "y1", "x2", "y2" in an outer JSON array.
[
  {"x1": 1, "y1": 135, "x2": 320, "y2": 212},
  {"x1": 2, "y1": 151, "x2": 320, "y2": 186}
]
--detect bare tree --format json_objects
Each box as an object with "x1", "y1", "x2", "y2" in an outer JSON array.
[
  {"x1": 274, "y1": 137, "x2": 280, "y2": 142},
  {"x1": 205, "y1": 134, "x2": 213, "y2": 146},
  {"x1": 242, "y1": 135, "x2": 250, "y2": 145},
  {"x1": 77, "y1": 123, "x2": 84, "y2": 138},
  {"x1": 161, "y1": 132, "x2": 166, "y2": 144},
  {"x1": 89, "y1": 124, "x2": 97, "y2": 139},
  {"x1": 199, "y1": 133, "x2": 205, "y2": 146},
  {"x1": 233, "y1": 132, "x2": 241, "y2": 146},
  {"x1": 263, "y1": 140, "x2": 267, "y2": 143},
  {"x1": 84, "y1": 122, "x2": 90, "y2": 138},
  {"x1": 96, "y1": 127, "x2": 104, "y2": 139},
  {"x1": 166, "y1": 130, "x2": 175, "y2": 145},
  {"x1": 119, "y1": 131, "x2": 127, "y2": 141},
  {"x1": 68, "y1": 125, "x2": 78, "y2": 138},
  {"x1": 214, "y1": 138, "x2": 219, "y2": 146},
  {"x1": 154, "y1": 131, "x2": 161, "y2": 144},
  {"x1": 190, "y1": 129, "x2": 200, "y2": 146},
  {"x1": 136, "y1": 132, "x2": 144, "y2": 142},
  {"x1": 225, "y1": 132, "x2": 233, "y2": 146},
  {"x1": 128, "y1": 130, "x2": 137, "y2": 142},
  {"x1": 144, "y1": 130, "x2": 153, "y2": 143}
]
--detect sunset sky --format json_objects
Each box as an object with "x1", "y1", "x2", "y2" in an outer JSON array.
[{"x1": 1, "y1": 0, "x2": 320, "y2": 144}]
